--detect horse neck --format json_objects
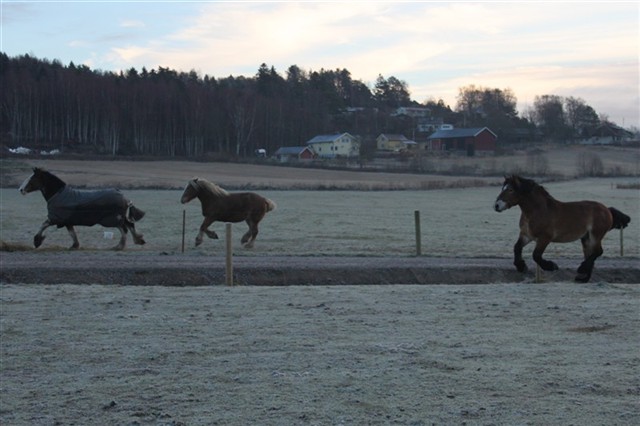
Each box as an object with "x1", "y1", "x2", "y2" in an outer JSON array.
[
  {"x1": 518, "y1": 187, "x2": 556, "y2": 214},
  {"x1": 197, "y1": 189, "x2": 225, "y2": 209},
  {"x1": 41, "y1": 177, "x2": 66, "y2": 201}
]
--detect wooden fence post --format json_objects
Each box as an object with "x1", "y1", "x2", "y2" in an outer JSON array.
[
  {"x1": 225, "y1": 223, "x2": 233, "y2": 286},
  {"x1": 620, "y1": 228, "x2": 624, "y2": 257},
  {"x1": 535, "y1": 264, "x2": 542, "y2": 283},
  {"x1": 181, "y1": 210, "x2": 186, "y2": 253},
  {"x1": 414, "y1": 210, "x2": 422, "y2": 256}
]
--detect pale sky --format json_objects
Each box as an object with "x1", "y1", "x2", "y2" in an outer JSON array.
[{"x1": 2, "y1": 1, "x2": 639, "y2": 128}]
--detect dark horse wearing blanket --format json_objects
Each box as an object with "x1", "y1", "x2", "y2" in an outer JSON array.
[
  {"x1": 19, "y1": 167, "x2": 146, "y2": 250},
  {"x1": 180, "y1": 178, "x2": 276, "y2": 248},
  {"x1": 494, "y1": 175, "x2": 630, "y2": 282}
]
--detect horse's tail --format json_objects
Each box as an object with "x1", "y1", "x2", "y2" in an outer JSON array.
[
  {"x1": 265, "y1": 198, "x2": 277, "y2": 212},
  {"x1": 609, "y1": 207, "x2": 630, "y2": 230},
  {"x1": 127, "y1": 202, "x2": 146, "y2": 222}
]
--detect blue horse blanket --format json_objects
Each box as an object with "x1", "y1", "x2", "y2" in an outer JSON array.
[{"x1": 47, "y1": 187, "x2": 127, "y2": 227}]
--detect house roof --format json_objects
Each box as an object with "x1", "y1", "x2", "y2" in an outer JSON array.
[
  {"x1": 428, "y1": 127, "x2": 496, "y2": 140},
  {"x1": 379, "y1": 134, "x2": 410, "y2": 141},
  {"x1": 591, "y1": 123, "x2": 634, "y2": 138},
  {"x1": 379, "y1": 134, "x2": 417, "y2": 145},
  {"x1": 274, "y1": 146, "x2": 312, "y2": 155},
  {"x1": 306, "y1": 133, "x2": 353, "y2": 144}
]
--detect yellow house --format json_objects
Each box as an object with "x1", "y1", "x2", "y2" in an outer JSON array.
[
  {"x1": 307, "y1": 133, "x2": 360, "y2": 158},
  {"x1": 376, "y1": 134, "x2": 417, "y2": 152}
]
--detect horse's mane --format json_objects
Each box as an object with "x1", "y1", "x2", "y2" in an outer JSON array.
[
  {"x1": 36, "y1": 167, "x2": 66, "y2": 188},
  {"x1": 510, "y1": 175, "x2": 554, "y2": 200},
  {"x1": 194, "y1": 178, "x2": 229, "y2": 197}
]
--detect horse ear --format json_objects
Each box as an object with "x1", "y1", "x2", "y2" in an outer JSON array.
[
  {"x1": 189, "y1": 178, "x2": 200, "y2": 191},
  {"x1": 510, "y1": 175, "x2": 521, "y2": 190}
]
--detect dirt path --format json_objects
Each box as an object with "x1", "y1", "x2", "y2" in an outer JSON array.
[
  {"x1": 1, "y1": 282, "x2": 639, "y2": 425},
  {"x1": 2, "y1": 252, "x2": 639, "y2": 285}
]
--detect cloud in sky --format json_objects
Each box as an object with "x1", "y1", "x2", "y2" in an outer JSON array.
[{"x1": 1, "y1": 1, "x2": 638, "y2": 127}]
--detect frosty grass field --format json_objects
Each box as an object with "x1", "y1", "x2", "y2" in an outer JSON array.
[
  {"x1": 2, "y1": 169, "x2": 639, "y2": 425},
  {"x1": 1, "y1": 178, "x2": 637, "y2": 259}
]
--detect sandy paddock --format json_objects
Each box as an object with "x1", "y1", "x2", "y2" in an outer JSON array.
[{"x1": 1, "y1": 282, "x2": 639, "y2": 425}]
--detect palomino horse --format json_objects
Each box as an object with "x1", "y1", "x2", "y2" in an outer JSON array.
[
  {"x1": 180, "y1": 178, "x2": 276, "y2": 248},
  {"x1": 494, "y1": 175, "x2": 630, "y2": 282},
  {"x1": 19, "y1": 167, "x2": 146, "y2": 250}
]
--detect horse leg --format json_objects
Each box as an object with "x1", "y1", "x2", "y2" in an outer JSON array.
[
  {"x1": 513, "y1": 234, "x2": 530, "y2": 272},
  {"x1": 113, "y1": 225, "x2": 127, "y2": 250},
  {"x1": 204, "y1": 228, "x2": 219, "y2": 239},
  {"x1": 65, "y1": 225, "x2": 80, "y2": 250},
  {"x1": 196, "y1": 216, "x2": 216, "y2": 246},
  {"x1": 126, "y1": 222, "x2": 146, "y2": 245},
  {"x1": 241, "y1": 220, "x2": 258, "y2": 248},
  {"x1": 34, "y1": 219, "x2": 52, "y2": 248},
  {"x1": 576, "y1": 233, "x2": 603, "y2": 283},
  {"x1": 532, "y1": 238, "x2": 559, "y2": 271}
]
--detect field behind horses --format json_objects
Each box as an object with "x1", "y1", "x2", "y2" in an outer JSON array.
[{"x1": 1, "y1": 178, "x2": 638, "y2": 259}]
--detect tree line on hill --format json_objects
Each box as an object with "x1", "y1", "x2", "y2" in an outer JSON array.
[{"x1": 0, "y1": 53, "x2": 623, "y2": 158}]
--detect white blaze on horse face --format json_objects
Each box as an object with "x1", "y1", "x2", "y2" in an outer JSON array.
[
  {"x1": 494, "y1": 198, "x2": 509, "y2": 212},
  {"x1": 181, "y1": 182, "x2": 197, "y2": 204},
  {"x1": 494, "y1": 185, "x2": 511, "y2": 212},
  {"x1": 18, "y1": 172, "x2": 34, "y2": 195},
  {"x1": 494, "y1": 183, "x2": 513, "y2": 212}
]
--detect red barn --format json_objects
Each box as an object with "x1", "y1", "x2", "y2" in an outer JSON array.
[
  {"x1": 274, "y1": 146, "x2": 315, "y2": 162},
  {"x1": 426, "y1": 127, "x2": 497, "y2": 156}
]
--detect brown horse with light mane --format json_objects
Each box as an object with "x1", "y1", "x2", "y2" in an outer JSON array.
[
  {"x1": 494, "y1": 175, "x2": 630, "y2": 282},
  {"x1": 180, "y1": 178, "x2": 276, "y2": 248}
]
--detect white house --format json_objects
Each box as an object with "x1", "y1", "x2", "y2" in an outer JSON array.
[{"x1": 306, "y1": 133, "x2": 360, "y2": 159}]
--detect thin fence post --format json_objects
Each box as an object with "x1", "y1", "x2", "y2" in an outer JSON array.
[
  {"x1": 414, "y1": 210, "x2": 422, "y2": 256},
  {"x1": 620, "y1": 228, "x2": 624, "y2": 257},
  {"x1": 181, "y1": 210, "x2": 186, "y2": 253},
  {"x1": 535, "y1": 264, "x2": 542, "y2": 283},
  {"x1": 225, "y1": 223, "x2": 233, "y2": 286}
]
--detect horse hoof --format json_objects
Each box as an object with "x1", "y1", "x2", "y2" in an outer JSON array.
[
  {"x1": 69, "y1": 245, "x2": 79, "y2": 250},
  {"x1": 541, "y1": 262, "x2": 559, "y2": 272},
  {"x1": 575, "y1": 273, "x2": 590, "y2": 283},
  {"x1": 515, "y1": 262, "x2": 528, "y2": 273},
  {"x1": 135, "y1": 237, "x2": 146, "y2": 245},
  {"x1": 195, "y1": 239, "x2": 203, "y2": 247},
  {"x1": 34, "y1": 235, "x2": 45, "y2": 248}
]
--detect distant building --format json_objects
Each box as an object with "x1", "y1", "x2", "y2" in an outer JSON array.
[
  {"x1": 274, "y1": 146, "x2": 315, "y2": 162},
  {"x1": 417, "y1": 123, "x2": 453, "y2": 134},
  {"x1": 306, "y1": 133, "x2": 360, "y2": 159},
  {"x1": 392, "y1": 107, "x2": 431, "y2": 118},
  {"x1": 581, "y1": 123, "x2": 635, "y2": 145},
  {"x1": 376, "y1": 134, "x2": 417, "y2": 152},
  {"x1": 423, "y1": 127, "x2": 497, "y2": 156}
]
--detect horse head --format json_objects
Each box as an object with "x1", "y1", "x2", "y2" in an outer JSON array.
[
  {"x1": 19, "y1": 167, "x2": 66, "y2": 199},
  {"x1": 495, "y1": 175, "x2": 529, "y2": 212},
  {"x1": 181, "y1": 178, "x2": 201, "y2": 204},
  {"x1": 19, "y1": 167, "x2": 45, "y2": 195}
]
